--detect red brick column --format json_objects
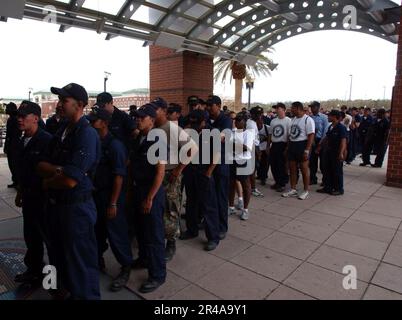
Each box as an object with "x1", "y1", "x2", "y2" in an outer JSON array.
[
  {"x1": 386, "y1": 12, "x2": 402, "y2": 188},
  {"x1": 149, "y1": 46, "x2": 214, "y2": 114}
]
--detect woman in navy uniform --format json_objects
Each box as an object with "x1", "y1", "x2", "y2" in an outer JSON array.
[
  {"x1": 14, "y1": 101, "x2": 52, "y2": 285},
  {"x1": 317, "y1": 110, "x2": 347, "y2": 195},
  {"x1": 180, "y1": 110, "x2": 220, "y2": 251},
  {"x1": 37, "y1": 83, "x2": 101, "y2": 300},
  {"x1": 128, "y1": 104, "x2": 167, "y2": 293},
  {"x1": 88, "y1": 107, "x2": 134, "y2": 292}
]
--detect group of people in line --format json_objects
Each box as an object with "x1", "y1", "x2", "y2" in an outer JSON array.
[{"x1": 2, "y1": 85, "x2": 390, "y2": 300}]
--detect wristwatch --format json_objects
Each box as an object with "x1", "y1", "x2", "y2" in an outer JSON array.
[
  {"x1": 55, "y1": 166, "x2": 63, "y2": 175},
  {"x1": 304, "y1": 150, "x2": 310, "y2": 154}
]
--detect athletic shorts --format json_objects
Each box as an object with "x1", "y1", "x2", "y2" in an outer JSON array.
[{"x1": 288, "y1": 141, "x2": 308, "y2": 163}]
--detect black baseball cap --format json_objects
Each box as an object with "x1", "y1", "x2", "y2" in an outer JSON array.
[
  {"x1": 167, "y1": 104, "x2": 182, "y2": 114},
  {"x1": 5, "y1": 102, "x2": 17, "y2": 113},
  {"x1": 309, "y1": 101, "x2": 321, "y2": 108},
  {"x1": 17, "y1": 101, "x2": 41, "y2": 117},
  {"x1": 152, "y1": 97, "x2": 168, "y2": 109},
  {"x1": 135, "y1": 103, "x2": 157, "y2": 118},
  {"x1": 250, "y1": 106, "x2": 263, "y2": 115},
  {"x1": 96, "y1": 92, "x2": 113, "y2": 107},
  {"x1": 87, "y1": 107, "x2": 112, "y2": 122},
  {"x1": 328, "y1": 110, "x2": 341, "y2": 118},
  {"x1": 206, "y1": 95, "x2": 222, "y2": 106},
  {"x1": 198, "y1": 98, "x2": 206, "y2": 105},
  {"x1": 188, "y1": 96, "x2": 200, "y2": 106},
  {"x1": 51, "y1": 83, "x2": 88, "y2": 105},
  {"x1": 188, "y1": 109, "x2": 206, "y2": 122}
]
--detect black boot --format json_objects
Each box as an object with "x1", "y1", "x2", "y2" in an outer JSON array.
[
  {"x1": 165, "y1": 240, "x2": 176, "y2": 262},
  {"x1": 110, "y1": 266, "x2": 131, "y2": 292}
]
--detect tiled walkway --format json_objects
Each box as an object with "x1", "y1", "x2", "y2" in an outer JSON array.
[{"x1": 1, "y1": 156, "x2": 402, "y2": 300}]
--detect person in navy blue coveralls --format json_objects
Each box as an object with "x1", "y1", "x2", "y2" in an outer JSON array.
[
  {"x1": 94, "y1": 92, "x2": 136, "y2": 150},
  {"x1": 14, "y1": 101, "x2": 52, "y2": 286},
  {"x1": 128, "y1": 104, "x2": 167, "y2": 294},
  {"x1": 317, "y1": 110, "x2": 347, "y2": 196},
  {"x1": 206, "y1": 95, "x2": 232, "y2": 240},
  {"x1": 88, "y1": 107, "x2": 134, "y2": 292},
  {"x1": 180, "y1": 109, "x2": 220, "y2": 251},
  {"x1": 37, "y1": 83, "x2": 101, "y2": 300}
]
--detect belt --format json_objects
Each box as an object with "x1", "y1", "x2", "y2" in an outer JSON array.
[{"x1": 48, "y1": 192, "x2": 93, "y2": 205}]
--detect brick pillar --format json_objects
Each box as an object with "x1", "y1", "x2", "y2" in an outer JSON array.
[
  {"x1": 386, "y1": 12, "x2": 402, "y2": 188},
  {"x1": 149, "y1": 46, "x2": 214, "y2": 114}
]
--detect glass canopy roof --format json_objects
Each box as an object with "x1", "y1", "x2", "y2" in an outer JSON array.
[{"x1": 13, "y1": 0, "x2": 402, "y2": 64}]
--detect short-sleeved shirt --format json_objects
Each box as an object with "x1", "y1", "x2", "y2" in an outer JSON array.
[
  {"x1": 246, "y1": 119, "x2": 260, "y2": 147},
  {"x1": 46, "y1": 116, "x2": 101, "y2": 198},
  {"x1": 109, "y1": 106, "x2": 135, "y2": 149},
  {"x1": 326, "y1": 122, "x2": 347, "y2": 152},
  {"x1": 258, "y1": 124, "x2": 270, "y2": 151},
  {"x1": 229, "y1": 129, "x2": 255, "y2": 161},
  {"x1": 311, "y1": 113, "x2": 329, "y2": 140},
  {"x1": 290, "y1": 115, "x2": 315, "y2": 142},
  {"x1": 269, "y1": 117, "x2": 291, "y2": 143},
  {"x1": 342, "y1": 114, "x2": 353, "y2": 131},
  {"x1": 94, "y1": 132, "x2": 127, "y2": 191}
]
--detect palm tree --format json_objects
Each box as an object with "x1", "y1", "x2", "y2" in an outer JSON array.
[{"x1": 214, "y1": 52, "x2": 277, "y2": 111}]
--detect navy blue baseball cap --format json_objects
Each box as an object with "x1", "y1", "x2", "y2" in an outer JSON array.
[
  {"x1": 87, "y1": 106, "x2": 112, "y2": 122},
  {"x1": 96, "y1": 92, "x2": 113, "y2": 107},
  {"x1": 168, "y1": 104, "x2": 182, "y2": 114},
  {"x1": 135, "y1": 103, "x2": 157, "y2": 118},
  {"x1": 152, "y1": 97, "x2": 168, "y2": 109},
  {"x1": 51, "y1": 83, "x2": 88, "y2": 105},
  {"x1": 206, "y1": 95, "x2": 222, "y2": 106},
  {"x1": 17, "y1": 101, "x2": 41, "y2": 117}
]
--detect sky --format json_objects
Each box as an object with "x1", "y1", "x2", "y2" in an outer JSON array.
[{"x1": 0, "y1": 10, "x2": 398, "y2": 104}]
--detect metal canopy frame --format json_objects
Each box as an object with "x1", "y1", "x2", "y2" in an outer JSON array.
[{"x1": 9, "y1": 0, "x2": 402, "y2": 64}]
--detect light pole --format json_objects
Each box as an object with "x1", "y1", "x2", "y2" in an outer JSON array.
[
  {"x1": 349, "y1": 74, "x2": 353, "y2": 101},
  {"x1": 28, "y1": 87, "x2": 33, "y2": 101},
  {"x1": 104, "y1": 71, "x2": 111, "y2": 92},
  {"x1": 245, "y1": 77, "x2": 255, "y2": 110}
]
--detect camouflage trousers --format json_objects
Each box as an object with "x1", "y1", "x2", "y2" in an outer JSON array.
[{"x1": 163, "y1": 171, "x2": 183, "y2": 241}]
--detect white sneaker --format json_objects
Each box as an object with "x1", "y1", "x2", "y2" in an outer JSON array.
[
  {"x1": 282, "y1": 189, "x2": 298, "y2": 198},
  {"x1": 240, "y1": 209, "x2": 249, "y2": 220},
  {"x1": 228, "y1": 207, "x2": 236, "y2": 215},
  {"x1": 252, "y1": 189, "x2": 264, "y2": 197},
  {"x1": 298, "y1": 190, "x2": 309, "y2": 200},
  {"x1": 235, "y1": 198, "x2": 244, "y2": 210}
]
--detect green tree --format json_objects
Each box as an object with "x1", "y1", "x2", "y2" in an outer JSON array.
[{"x1": 214, "y1": 52, "x2": 277, "y2": 112}]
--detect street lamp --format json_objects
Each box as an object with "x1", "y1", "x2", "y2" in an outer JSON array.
[
  {"x1": 28, "y1": 87, "x2": 33, "y2": 101},
  {"x1": 349, "y1": 74, "x2": 353, "y2": 101},
  {"x1": 104, "y1": 71, "x2": 111, "y2": 92},
  {"x1": 245, "y1": 77, "x2": 255, "y2": 110}
]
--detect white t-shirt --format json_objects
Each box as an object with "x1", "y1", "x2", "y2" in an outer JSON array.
[
  {"x1": 269, "y1": 117, "x2": 292, "y2": 143},
  {"x1": 229, "y1": 129, "x2": 255, "y2": 161},
  {"x1": 258, "y1": 124, "x2": 270, "y2": 151},
  {"x1": 342, "y1": 114, "x2": 353, "y2": 131},
  {"x1": 290, "y1": 115, "x2": 315, "y2": 142},
  {"x1": 246, "y1": 119, "x2": 260, "y2": 147}
]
